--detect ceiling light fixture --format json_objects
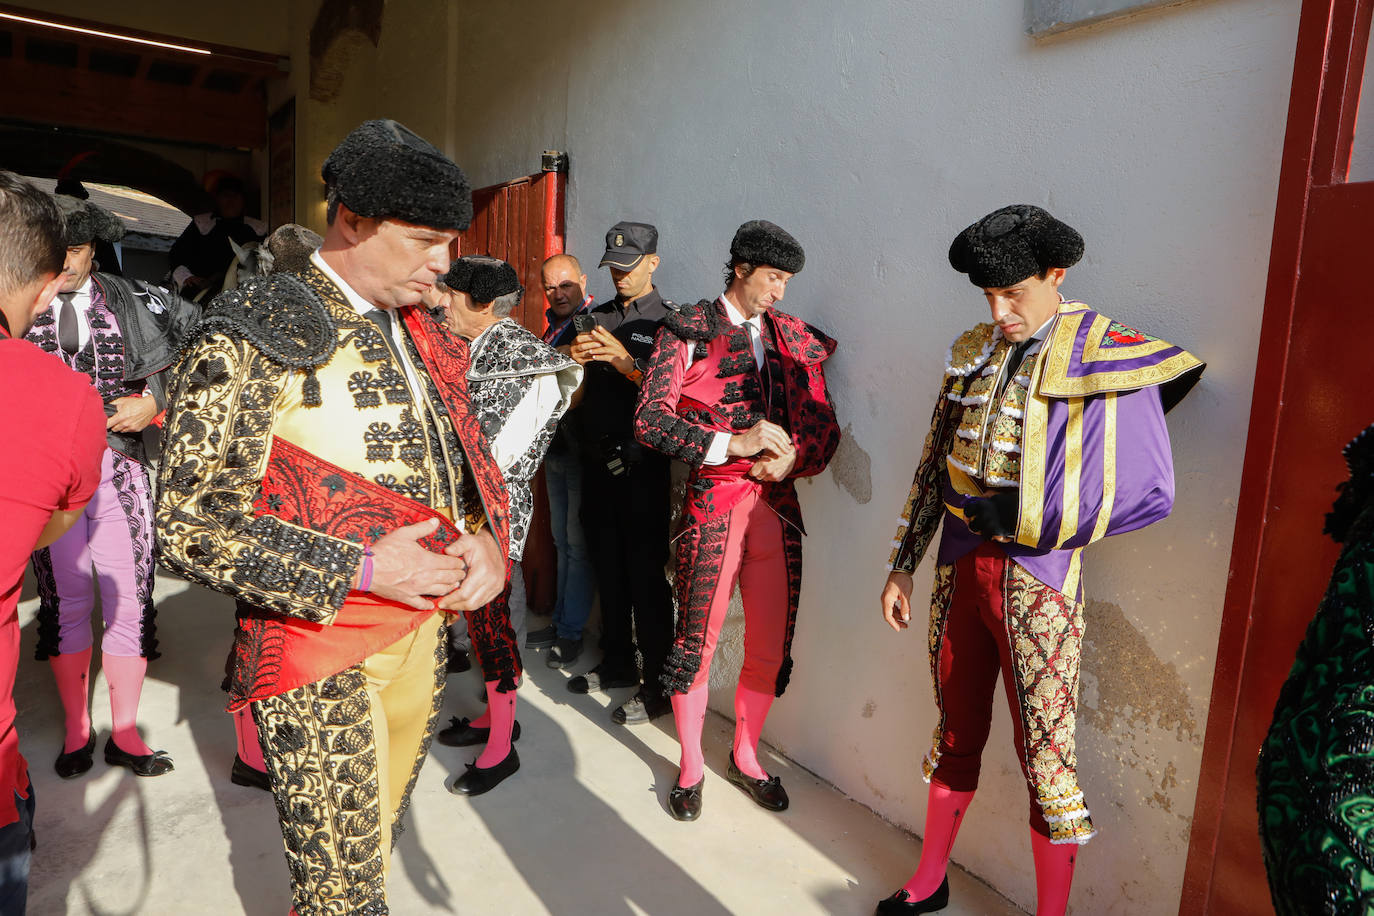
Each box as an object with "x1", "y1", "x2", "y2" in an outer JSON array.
[{"x1": 0, "y1": 12, "x2": 211, "y2": 56}]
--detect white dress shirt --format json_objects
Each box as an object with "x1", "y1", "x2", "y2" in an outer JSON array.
[
  {"x1": 55, "y1": 277, "x2": 95, "y2": 351},
  {"x1": 52, "y1": 277, "x2": 156, "y2": 399},
  {"x1": 310, "y1": 249, "x2": 424, "y2": 394}
]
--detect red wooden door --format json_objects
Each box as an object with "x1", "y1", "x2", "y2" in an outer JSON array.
[
  {"x1": 1182, "y1": 3, "x2": 1374, "y2": 912},
  {"x1": 458, "y1": 174, "x2": 558, "y2": 333},
  {"x1": 457, "y1": 171, "x2": 564, "y2": 614}
]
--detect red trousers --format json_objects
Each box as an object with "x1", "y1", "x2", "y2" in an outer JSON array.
[
  {"x1": 665, "y1": 484, "x2": 791, "y2": 695},
  {"x1": 925, "y1": 542, "x2": 1095, "y2": 844}
]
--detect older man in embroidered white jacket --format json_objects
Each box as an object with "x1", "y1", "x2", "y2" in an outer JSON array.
[{"x1": 428, "y1": 255, "x2": 580, "y2": 795}]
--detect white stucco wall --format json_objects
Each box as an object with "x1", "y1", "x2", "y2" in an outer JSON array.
[{"x1": 444, "y1": 1, "x2": 1299, "y2": 911}]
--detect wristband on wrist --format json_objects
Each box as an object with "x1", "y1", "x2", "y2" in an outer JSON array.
[{"x1": 360, "y1": 548, "x2": 375, "y2": 592}]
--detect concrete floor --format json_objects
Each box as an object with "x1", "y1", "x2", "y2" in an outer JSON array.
[{"x1": 15, "y1": 573, "x2": 1022, "y2": 916}]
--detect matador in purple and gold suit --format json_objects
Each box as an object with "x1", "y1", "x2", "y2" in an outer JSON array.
[{"x1": 876, "y1": 205, "x2": 1204, "y2": 916}]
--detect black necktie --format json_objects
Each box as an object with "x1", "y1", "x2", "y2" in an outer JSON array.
[
  {"x1": 57, "y1": 292, "x2": 79, "y2": 356},
  {"x1": 365, "y1": 308, "x2": 405, "y2": 365},
  {"x1": 996, "y1": 339, "x2": 1036, "y2": 400}
]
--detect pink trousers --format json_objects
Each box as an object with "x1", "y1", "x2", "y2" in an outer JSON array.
[
  {"x1": 666, "y1": 485, "x2": 790, "y2": 695},
  {"x1": 31, "y1": 449, "x2": 157, "y2": 659}
]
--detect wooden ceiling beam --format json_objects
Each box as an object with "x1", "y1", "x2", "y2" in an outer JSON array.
[
  {"x1": 0, "y1": 3, "x2": 287, "y2": 78},
  {"x1": 3, "y1": 57, "x2": 266, "y2": 148}
]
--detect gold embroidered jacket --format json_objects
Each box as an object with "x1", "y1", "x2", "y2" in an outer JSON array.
[
  {"x1": 156, "y1": 266, "x2": 485, "y2": 622},
  {"x1": 888, "y1": 300, "x2": 1203, "y2": 597}
]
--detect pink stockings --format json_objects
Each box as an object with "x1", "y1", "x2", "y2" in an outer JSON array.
[
  {"x1": 899, "y1": 782, "x2": 1077, "y2": 914},
  {"x1": 901, "y1": 783, "x2": 975, "y2": 900},
  {"x1": 50, "y1": 650, "x2": 153, "y2": 756},
  {"x1": 672, "y1": 687, "x2": 709, "y2": 786},
  {"x1": 103, "y1": 654, "x2": 153, "y2": 756},
  {"x1": 670, "y1": 684, "x2": 775, "y2": 787},
  {"x1": 1030, "y1": 831, "x2": 1076, "y2": 916},
  {"x1": 234, "y1": 706, "x2": 265, "y2": 771},
  {"x1": 732, "y1": 686, "x2": 774, "y2": 780},
  {"x1": 49, "y1": 649, "x2": 92, "y2": 753},
  {"x1": 474, "y1": 681, "x2": 516, "y2": 769}
]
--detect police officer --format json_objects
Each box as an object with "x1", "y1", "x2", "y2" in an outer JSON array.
[{"x1": 567, "y1": 221, "x2": 675, "y2": 725}]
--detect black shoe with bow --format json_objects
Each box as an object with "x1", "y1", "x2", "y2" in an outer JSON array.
[
  {"x1": 54, "y1": 730, "x2": 96, "y2": 779},
  {"x1": 436, "y1": 716, "x2": 522, "y2": 748},
  {"x1": 726, "y1": 752, "x2": 789, "y2": 811},
  {"x1": 104, "y1": 738, "x2": 174, "y2": 777},
  {"x1": 449, "y1": 747, "x2": 520, "y2": 796},
  {"x1": 668, "y1": 778, "x2": 704, "y2": 821},
  {"x1": 874, "y1": 877, "x2": 950, "y2": 914}
]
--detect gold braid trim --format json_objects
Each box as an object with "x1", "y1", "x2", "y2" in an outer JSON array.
[
  {"x1": 156, "y1": 332, "x2": 362, "y2": 621},
  {"x1": 889, "y1": 376, "x2": 961, "y2": 573}
]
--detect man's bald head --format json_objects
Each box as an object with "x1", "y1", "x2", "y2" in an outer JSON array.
[
  {"x1": 541, "y1": 253, "x2": 588, "y2": 319},
  {"x1": 543, "y1": 253, "x2": 581, "y2": 275}
]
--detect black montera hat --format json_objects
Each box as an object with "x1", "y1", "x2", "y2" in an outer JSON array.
[
  {"x1": 53, "y1": 177, "x2": 89, "y2": 200},
  {"x1": 442, "y1": 255, "x2": 521, "y2": 304},
  {"x1": 948, "y1": 204, "x2": 1084, "y2": 288},
  {"x1": 322, "y1": 119, "x2": 473, "y2": 230},
  {"x1": 53, "y1": 194, "x2": 125, "y2": 247},
  {"x1": 599, "y1": 221, "x2": 657, "y2": 270},
  {"x1": 730, "y1": 220, "x2": 805, "y2": 274}
]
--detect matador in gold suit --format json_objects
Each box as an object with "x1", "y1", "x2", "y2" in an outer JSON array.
[{"x1": 156, "y1": 120, "x2": 509, "y2": 915}]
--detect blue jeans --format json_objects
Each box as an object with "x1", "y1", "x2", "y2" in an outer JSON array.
[
  {"x1": 545, "y1": 447, "x2": 595, "y2": 640},
  {"x1": 0, "y1": 784, "x2": 34, "y2": 915}
]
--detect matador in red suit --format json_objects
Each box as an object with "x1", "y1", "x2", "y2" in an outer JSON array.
[{"x1": 634, "y1": 220, "x2": 839, "y2": 821}]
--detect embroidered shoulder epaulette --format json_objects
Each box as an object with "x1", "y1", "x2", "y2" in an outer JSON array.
[
  {"x1": 662, "y1": 299, "x2": 723, "y2": 341},
  {"x1": 945, "y1": 322, "x2": 1000, "y2": 377},
  {"x1": 768, "y1": 309, "x2": 837, "y2": 367},
  {"x1": 192, "y1": 273, "x2": 338, "y2": 404},
  {"x1": 468, "y1": 319, "x2": 578, "y2": 381},
  {"x1": 1036, "y1": 303, "x2": 1204, "y2": 411}
]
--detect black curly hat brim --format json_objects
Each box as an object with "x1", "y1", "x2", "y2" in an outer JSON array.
[
  {"x1": 949, "y1": 204, "x2": 1083, "y2": 288},
  {"x1": 53, "y1": 194, "x2": 125, "y2": 247},
  {"x1": 323, "y1": 120, "x2": 473, "y2": 231},
  {"x1": 730, "y1": 219, "x2": 805, "y2": 274},
  {"x1": 441, "y1": 256, "x2": 520, "y2": 304}
]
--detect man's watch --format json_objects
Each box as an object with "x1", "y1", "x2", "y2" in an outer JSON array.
[{"x1": 625, "y1": 357, "x2": 648, "y2": 384}]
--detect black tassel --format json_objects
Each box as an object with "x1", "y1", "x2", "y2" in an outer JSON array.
[
  {"x1": 140, "y1": 597, "x2": 161, "y2": 661},
  {"x1": 302, "y1": 369, "x2": 321, "y2": 407},
  {"x1": 774, "y1": 656, "x2": 793, "y2": 697}
]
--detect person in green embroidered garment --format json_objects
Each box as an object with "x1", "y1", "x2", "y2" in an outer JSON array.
[{"x1": 1259, "y1": 423, "x2": 1374, "y2": 915}]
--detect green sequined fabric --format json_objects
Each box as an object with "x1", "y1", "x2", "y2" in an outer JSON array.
[{"x1": 1259, "y1": 425, "x2": 1374, "y2": 915}]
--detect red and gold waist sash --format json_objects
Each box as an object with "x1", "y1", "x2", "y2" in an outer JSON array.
[{"x1": 228, "y1": 436, "x2": 460, "y2": 707}]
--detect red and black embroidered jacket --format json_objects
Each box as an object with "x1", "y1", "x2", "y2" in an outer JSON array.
[{"x1": 634, "y1": 298, "x2": 839, "y2": 525}]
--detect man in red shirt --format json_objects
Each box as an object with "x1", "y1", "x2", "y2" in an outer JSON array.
[{"x1": 0, "y1": 171, "x2": 106, "y2": 912}]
